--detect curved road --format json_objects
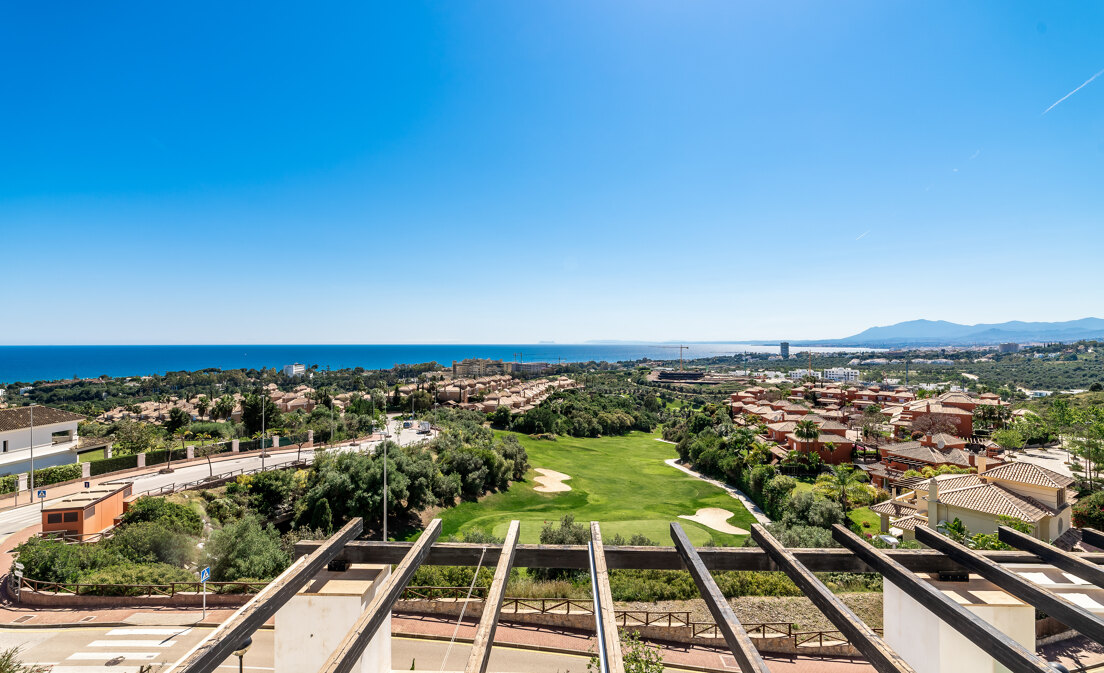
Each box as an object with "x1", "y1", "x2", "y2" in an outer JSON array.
[{"x1": 0, "y1": 420, "x2": 432, "y2": 543}]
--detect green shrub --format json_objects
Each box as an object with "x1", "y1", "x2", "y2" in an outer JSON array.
[
  {"x1": 247, "y1": 469, "x2": 294, "y2": 518},
  {"x1": 105, "y1": 522, "x2": 197, "y2": 567},
  {"x1": 11, "y1": 536, "x2": 123, "y2": 584},
  {"x1": 78, "y1": 563, "x2": 195, "y2": 596},
  {"x1": 1074, "y1": 491, "x2": 1104, "y2": 529},
  {"x1": 0, "y1": 475, "x2": 16, "y2": 495},
  {"x1": 31, "y1": 464, "x2": 81, "y2": 487},
  {"x1": 207, "y1": 516, "x2": 289, "y2": 581},
  {"x1": 89, "y1": 454, "x2": 138, "y2": 476},
  {"x1": 145, "y1": 448, "x2": 188, "y2": 466},
  {"x1": 119, "y1": 497, "x2": 203, "y2": 535}
]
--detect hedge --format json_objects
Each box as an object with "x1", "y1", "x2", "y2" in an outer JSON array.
[
  {"x1": 146, "y1": 448, "x2": 188, "y2": 466},
  {"x1": 31, "y1": 464, "x2": 82, "y2": 487},
  {"x1": 89, "y1": 454, "x2": 138, "y2": 476},
  {"x1": 0, "y1": 474, "x2": 16, "y2": 495}
]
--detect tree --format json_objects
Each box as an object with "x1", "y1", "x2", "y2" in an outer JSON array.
[
  {"x1": 241, "y1": 391, "x2": 281, "y2": 436},
  {"x1": 794, "y1": 419, "x2": 819, "y2": 445},
  {"x1": 206, "y1": 515, "x2": 290, "y2": 581},
  {"x1": 409, "y1": 390, "x2": 432, "y2": 413},
  {"x1": 911, "y1": 413, "x2": 957, "y2": 437},
  {"x1": 813, "y1": 464, "x2": 871, "y2": 511},
  {"x1": 196, "y1": 396, "x2": 211, "y2": 420},
  {"x1": 212, "y1": 395, "x2": 237, "y2": 421},
  {"x1": 165, "y1": 407, "x2": 190, "y2": 434},
  {"x1": 991, "y1": 426, "x2": 1026, "y2": 453}
]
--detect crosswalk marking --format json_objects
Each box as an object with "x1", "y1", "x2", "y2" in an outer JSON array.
[
  {"x1": 105, "y1": 627, "x2": 192, "y2": 636},
  {"x1": 88, "y1": 639, "x2": 174, "y2": 648},
  {"x1": 68, "y1": 652, "x2": 159, "y2": 660}
]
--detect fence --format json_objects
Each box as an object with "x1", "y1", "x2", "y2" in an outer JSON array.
[
  {"x1": 133, "y1": 459, "x2": 308, "y2": 498},
  {"x1": 397, "y1": 586, "x2": 877, "y2": 647},
  {"x1": 17, "y1": 576, "x2": 267, "y2": 597}
]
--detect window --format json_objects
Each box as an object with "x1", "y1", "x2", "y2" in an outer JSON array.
[
  {"x1": 1, "y1": 440, "x2": 6, "y2": 452},
  {"x1": 46, "y1": 513, "x2": 62, "y2": 524},
  {"x1": 63, "y1": 512, "x2": 78, "y2": 523}
]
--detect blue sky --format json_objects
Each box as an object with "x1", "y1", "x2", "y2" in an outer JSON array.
[{"x1": 2, "y1": 1, "x2": 1102, "y2": 344}]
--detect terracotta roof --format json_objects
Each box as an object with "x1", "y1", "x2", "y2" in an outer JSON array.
[
  {"x1": 890, "y1": 514, "x2": 925, "y2": 531},
  {"x1": 787, "y1": 433, "x2": 854, "y2": 445},
  {"x1": 871, "y1": 500, "x2": 917, "y2": 517},
  {"x1": 0, "y1": 406, "x2": 84, "y2": 432},
  {"x1": 982, "y1": 462, "x2": 1075, "y2": 489},
  {"x1": 887, "y1": 443, "x2": 973, "y2": 468},
  {"x1": 928, "y1": 432, "x2": 965, "y2": 447},
  {"x1": 818, "y1": 420, "x2": 849, "y2": 431},
  {"x1": 937, "y1": 483, "x2": 1056, "y2": 522}
]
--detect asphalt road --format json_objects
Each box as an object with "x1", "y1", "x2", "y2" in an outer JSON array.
[
  {"x1": 0, "y1": 626, "x2": 591, "y2": 672},
  {"x1": 0, "y1": 419, "x2": 434, "y2": 542}
]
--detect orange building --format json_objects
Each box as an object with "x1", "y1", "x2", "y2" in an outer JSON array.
[{"x1": 41, "y1": 484, "x2": 132, "y2": 538}]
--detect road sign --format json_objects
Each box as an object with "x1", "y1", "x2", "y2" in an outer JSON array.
[
  {"x1": 12, "y1": 570, "x2": 22, "y2": 579},
  {"x1": 36, "y1": 490, "x2": 46, "y2": 500},
  {"x1": 200, "y1": 567, "x2": 211, "y2": 583},
  {"x1": 84, "y1": 481, "x2": 91, "y2": 488},
  {"x1": 13, "y1": 562, "x2": 24, "y2": 572}
]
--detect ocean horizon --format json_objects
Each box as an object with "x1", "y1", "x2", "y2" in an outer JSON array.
[{"x1": 0, "y1": 343, "x2": 872, "y2": 385}]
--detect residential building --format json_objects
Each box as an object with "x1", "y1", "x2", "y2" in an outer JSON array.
[
  {"x1": 511, "y1": 361, "x2": 551, "y2": 375},
  {"x1": 283, "y1": 363, "x2": 307, "y2": 377},
  {"x1": 872, "y1": 461, "x2": 1075, "y2": 543},
  {"x1": 0, "y1": 406, "x2": 89, "y2": 476},
  {"x1": 780, "y1": 341, "x2": 790, "y2": 359},
  {"x1": 823, "y1": 367, "x2": 860, "y2": 382},
  {"x1": 42, "y1": 484, "x2": 133, "y2": 538},
  {"x1": 451, "y1": 358, "x2": 512, "y2": 377},
  {"x1": 998, "y1": 343, "x2": 1021, "y2": 354}
]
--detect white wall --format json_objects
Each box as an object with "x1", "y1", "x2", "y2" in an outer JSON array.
[{"x1": 0, "y1": 420, "x2": 79, "y2": 455}]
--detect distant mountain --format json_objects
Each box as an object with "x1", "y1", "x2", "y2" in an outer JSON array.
[{"x1": 819, "y1": 318, "x2": 1104, "y2": 348}]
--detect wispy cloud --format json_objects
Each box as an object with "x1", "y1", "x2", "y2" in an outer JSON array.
[
  {"x1": 970, "y1": 149, "x2": 981, "y2": 160},
  {"x1": 1043, "y1": 67, "x2": 1104, "y2": 115},
  {"x1": 855, "y1": 230, "x2": 869, "y2": 241}
]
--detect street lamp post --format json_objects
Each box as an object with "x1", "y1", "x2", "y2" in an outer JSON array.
[
  {"x1": 261, "y1": 390, "x2": 266, "y2": 471},
  {"x1": 28, "y1": 405, "x2": 35, "y2": 504},
  {"x1": 232, "y1": 637, "x2": 252, "y2": 673}
]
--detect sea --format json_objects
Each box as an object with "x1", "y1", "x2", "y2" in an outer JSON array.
[{"x1": 0, "y1": 343, "x2": 869, "y2": 385}]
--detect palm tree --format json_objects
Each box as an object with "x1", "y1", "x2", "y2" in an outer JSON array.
[
  {"x1": 794, "y1": 419, "x2": 820, "y2": 445},
  {"x1": 196, "y1": 396, "x2": 210, "y2": 420},
  {"x1": 813, "y1": 464, "x2": 871, "y2": 511}
]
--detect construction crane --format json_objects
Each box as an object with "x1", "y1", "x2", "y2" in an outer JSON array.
[{"x1": 655, "y1": 345, "x2": 690, "y2": 371}]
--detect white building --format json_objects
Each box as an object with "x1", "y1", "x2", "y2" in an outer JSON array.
[
  {"x1": 283, "y1": 363, "x2": 306, "y2": 377},
  {"x1": 0, "y1": 406, "x2": 86, "y2": 476},
  {"x1": 788, "y1": 370, "x2": 821, "y2": 380},
  {"x1": 823, "y1": 367, "x2": 860, "y2": 382}
]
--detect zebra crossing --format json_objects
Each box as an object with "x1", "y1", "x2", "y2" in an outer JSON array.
[{"x1": 46, "y1": 627, "x2": 193, "y2": 672}]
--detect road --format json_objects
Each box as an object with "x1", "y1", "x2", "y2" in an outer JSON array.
[
  {"x1": 0, "y1": 626, "x2": 592, "y2": 672},
  {"x1": 0, "y1": 419, "x2": 434, "y2": 543}
]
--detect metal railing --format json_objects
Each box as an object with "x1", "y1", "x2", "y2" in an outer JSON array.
[{"x1": 134, "y1": 459, "x2": 308, "y2": 498}]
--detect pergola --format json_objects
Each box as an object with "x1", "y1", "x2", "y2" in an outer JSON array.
[{"x1": 165, "y1": 518, "x2": 1104, "y2": 673}]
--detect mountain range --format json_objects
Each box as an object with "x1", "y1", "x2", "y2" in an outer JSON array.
[{"x1": 809, "y1": 318, "x2": 1104, "y2": 348}]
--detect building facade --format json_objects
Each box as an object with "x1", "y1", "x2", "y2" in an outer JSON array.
[
  {"x1": 823, "y1": 367, "x2": 860, "y2": 382},
  {"x1": 0, "y1": 406, "x2": 86, "y2": 476}
]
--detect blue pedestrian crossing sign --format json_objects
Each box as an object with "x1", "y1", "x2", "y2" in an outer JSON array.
[
  {"x1": 200, "y1": 567, "x2": 211, "y2": 583},
  {"x1": 36, "y1": 490, "x2": 46, "y2": 500}
]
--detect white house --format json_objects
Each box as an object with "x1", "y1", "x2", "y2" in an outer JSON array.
[
  {"x1": 283, "y1": 363, "x2": 306, "y2": 377},
  {"x1": 0, "y1": 406, "x2": 86, "y2": 476},
  {"x1": 823, "y1": 367, "x2": 861, "y2": 382}
]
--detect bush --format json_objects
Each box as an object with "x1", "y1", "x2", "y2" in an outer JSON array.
[
  {"x1": 1073, "y1": 490, "x2": 1104, "y2": 528},
  {"x1": 120, "y1": 497, "x2": 203, "y2": 535},
  {"x1": 106, "y1": 522, "x2": 197, "y2": 567},
  {"x1": 78, "y1": 563, "x2": 196, "y2": 596},
  {"x1": 11, "y1": 536, "x2": 122, "y2": 584},
  {"x1": 0, "y1": 475, "x2": 16, "y2": 495},
  {"x1": 31, "y1": 464, "x2": 81, "y2": 487},
  {"x1": 89, "y1": 453, "x2": 139, "y2": 476},
  {"x1": 246, "y1": 469, "x2": 294, "y2": 518},
  {"x1": 207, "y1": 516, "x2": 290, "y2": 581},
  {"x1": 145, "y1": 447, "x2": 188, "y2": 466}
]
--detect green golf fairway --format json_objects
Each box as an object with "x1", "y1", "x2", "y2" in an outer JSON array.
[{"x1": 429, "y1": 430, "x2": 756, "y2": 546}]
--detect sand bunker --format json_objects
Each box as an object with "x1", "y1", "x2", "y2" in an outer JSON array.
[
  {"x1": 533, "y1": 468, "x2": 572, "y2": 493},
  {"x1": 678, "y1": 507, "x2": 749, "y2": 535}
]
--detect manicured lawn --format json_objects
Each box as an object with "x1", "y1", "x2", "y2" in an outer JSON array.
[
  {"x1": 429, "y1": 431, "x2": 757, "y2": 547},
  {"x1": 848, "y1": 506, "x2": 881, "y2": 533},
  {"x1": 78, "y1": 449, "x2": 105, "y2": 462}
]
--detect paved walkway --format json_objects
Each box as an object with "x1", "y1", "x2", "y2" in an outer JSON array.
[{"x1": 663, "y1": 458, "x2": 771, "y2": 524}]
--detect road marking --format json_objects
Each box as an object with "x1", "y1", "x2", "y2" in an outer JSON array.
[
  {"x1": 68, "y1": 652, "x2": 159, "y2": 660},
  {"x1": 105, "y1": 628, "x2": 192, "y2": 636},
  {"x1": 88, "y1": 639, "x2": 174, "y2": 647},
  {"x1": 43, "y1": 667, "x2": 144, "y2": 673}
]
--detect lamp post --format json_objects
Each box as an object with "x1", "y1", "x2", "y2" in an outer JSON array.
[
  {"x1": 261, "y1": 390, "x2": 266, "y2": 471},
  {"x1": 232, "y1": 636, "x2": 252, "y2": 673},
  {"x1": 28, "y1": 405, "x2": 35, "y2": 504}
]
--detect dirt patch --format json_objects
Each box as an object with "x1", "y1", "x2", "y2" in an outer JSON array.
[
  {"x1": 533, "y1": 468, "x2": 572, "y2": 493},
  {"x1": 678, "y1": 507, "x2": 750, "y2": 535},
  {"x1": 618, "y1": 593, "x2": 884, "y2": 632}
]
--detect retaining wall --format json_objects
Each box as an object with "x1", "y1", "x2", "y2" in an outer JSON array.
[{"x1": 16, "y1": 590, "x2": 252, "y2": 609}]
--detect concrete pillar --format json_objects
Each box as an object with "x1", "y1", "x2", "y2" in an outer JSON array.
[
  {"x1": 271, "y1": 435, "x2": 279, "y2": 449},
  {"x1": 884, "y1": 573, "x2": 1034, "y2": 673},
  {"x1": 232, "y1": 439, "x2": 240, "y2": 453},
  {"x1": 81, "y1": 462, "x2": 91, "y2": 479},
  {"x1": 274, "y1": 564, "x2": 391, "y2": 673},
  {"x1": 186, "y1": 445, "x2": 195, "y2": 460},
  {"x1": 306, "y1": 430, "x2": 314, "y2": 448},
  {"x1": 17, "y1": 473, "x2": 27, "y2": 493},
  {"x1": 104, "y1": 444, "x2": 112, "y2": 459},
  {"x1": 137, "y1": 453, "x2": 146, "y2": 468}
]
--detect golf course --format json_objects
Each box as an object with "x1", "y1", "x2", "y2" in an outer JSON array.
[{"x1": 432, "y1": 430, "x2": 758, "y2": 546}]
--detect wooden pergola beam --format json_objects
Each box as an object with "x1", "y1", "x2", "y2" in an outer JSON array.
[
  {"x1": 294, "y1": 540, "x2": 1104, "y2": 572},
  {"x1": 832, "y1": 525, "x2": 1054, "y2": 673},
  {"x1": 670, "y1": 523, "x2": 770, "y2": 673},
  {"x1": 319, "y1": 519, "x2": 443, "y2": 673},
  {"x1": 998, "y1": 525, "x2": 1104, "y2": 588},
  {"x1": 916, "y1": 526, "x2": 1104, "y2": 646},
  {"x1": 1080, "y1": 527, "x2": 1104, "y2": 550},
  {"x1": 464, "y1": 520, "x2": 520, "y2": 673},
  {"x1": 590, "y1": 522, "x2": 625, "y2": 673},
  {"x1": 168, "y1": 518, "x2": 364, "y2": 673},
  {"x1": 751, "y1": 524, "x2": 915, "y2": 673}
]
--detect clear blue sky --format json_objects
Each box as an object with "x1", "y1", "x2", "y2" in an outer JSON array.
[{"x1": 2, "y1": 2, "x2": 1101, "y2": 344}]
